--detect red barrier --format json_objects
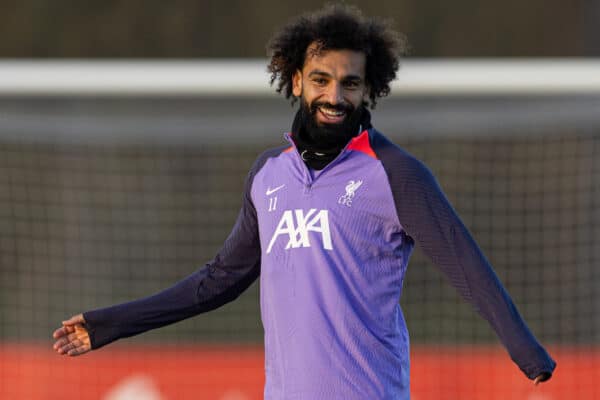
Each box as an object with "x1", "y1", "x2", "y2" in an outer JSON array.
[{"x1": 0, "y1": 344, "x2": 597, "y2": 399}]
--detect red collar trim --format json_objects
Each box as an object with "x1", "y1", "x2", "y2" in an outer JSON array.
[{"x1": 347, "y1": 130, "x2": 377, "y2": 159}]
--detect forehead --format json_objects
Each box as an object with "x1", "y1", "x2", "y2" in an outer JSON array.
[{"x1": 302, "y1": 46, "x2": 366, "y2": 78}]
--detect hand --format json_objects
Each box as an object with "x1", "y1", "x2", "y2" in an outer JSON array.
[
  {"x1": 534, "y1": 372, "x2": 551, "y2": 386},
  {"x1": 52, "y1": 314, "x2": 91, "y2": 356}
]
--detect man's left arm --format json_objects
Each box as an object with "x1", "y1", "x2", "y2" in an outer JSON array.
[{"x1": 381, "y1": 149, "x2": 556, "y2": 382}]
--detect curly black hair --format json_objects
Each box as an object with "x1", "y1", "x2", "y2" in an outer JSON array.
[{"x1": 267, "y1": 4, "x2": 408, "y2": 108}]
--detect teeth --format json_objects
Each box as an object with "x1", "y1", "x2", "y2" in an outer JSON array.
[{"x1": 320, "y1": 107, "x2": 345, "y2": 117}]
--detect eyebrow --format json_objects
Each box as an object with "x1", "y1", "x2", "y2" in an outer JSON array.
[{"x1": 308, "y1": 70, "x2": 363, "y2": 82}]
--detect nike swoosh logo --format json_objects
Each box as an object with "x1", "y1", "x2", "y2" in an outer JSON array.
[{"x1": 266, "y1": 184, "x2": 285, "y2": 196}]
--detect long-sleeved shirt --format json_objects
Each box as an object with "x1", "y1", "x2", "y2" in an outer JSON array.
[{"x1": 84, "y1": 127, "x2": 556, "y2": 400}]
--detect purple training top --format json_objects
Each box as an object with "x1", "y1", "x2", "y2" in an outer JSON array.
[{"x1": 84, "y1": 128, "x2": 556, "y2": 400}]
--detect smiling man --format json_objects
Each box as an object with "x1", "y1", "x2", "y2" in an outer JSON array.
[{"x1": 53, "y1": 5, "x2": 556, "y2": 399}]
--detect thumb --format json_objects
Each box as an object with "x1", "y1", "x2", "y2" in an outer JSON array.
[{"x1": 62, "y1": 313, "x2": 85, "y2": 326}]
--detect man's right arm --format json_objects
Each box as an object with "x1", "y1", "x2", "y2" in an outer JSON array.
[
  {"x1": 86, "y1": 162, "x2": 263, "y2": 350},
  {"x1": 53, "y1": 149, "x2": 276, "y2": 354}
]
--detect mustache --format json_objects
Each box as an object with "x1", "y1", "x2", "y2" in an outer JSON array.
[{"x1": 309, "y1": 101, "x2": 355, "y2": 115}]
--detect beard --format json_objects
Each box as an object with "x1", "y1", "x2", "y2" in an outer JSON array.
[{"x1": 298, "y1": 97, "x2": 364, "y2": 150}]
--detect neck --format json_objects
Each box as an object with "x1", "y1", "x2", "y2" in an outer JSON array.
[{"x1": 291, "y1": 108, "x2": 372, "y2": 170}]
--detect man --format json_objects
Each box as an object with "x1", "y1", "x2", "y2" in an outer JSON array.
[{"x1": 53, "y1": 5, "x2": 556, "y2": 399}]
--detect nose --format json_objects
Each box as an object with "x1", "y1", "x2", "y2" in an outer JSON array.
[{"x1": 325, "y1": 82, "x2": 344, "y2": 105}]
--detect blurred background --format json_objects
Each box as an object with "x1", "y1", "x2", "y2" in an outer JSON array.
[
  {"x1": 1, "y1": 0, "x2": 599, "y2": 57},
  {"x1": 0, "y1": 1, "x2": 599, "y2": 399}
]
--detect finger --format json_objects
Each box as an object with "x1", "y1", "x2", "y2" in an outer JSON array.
[
  {"x1": 62, "y1": 339, "x2": 91, "y2": 356},
  {"x1": 534, "y1": 372, "x2": 551, "y2": 385},
  {"x1": 62, "y1": 314, "x2": 85, "y2": 326},
  {"x1": 52, "y1": 325, "x2": 75, "y2": 339},
  {"x1": 52, "y1": 327, "x2": 66, "y2": 339},
  {"x1": 55, "y1": 341, "x2": 72, "y2": 355},
  {"x1": 53, "y1": 338, "x2": 66, "y2": 352},
  {"x1": 57, "y1": 338, "x2": 85, "y2": 355},
  {"x1": 67, "y1": 345, "x2": 91, "y2": 357},
  {"x1": 54, "y1": 336, "x2": 76, "y2": 353}
]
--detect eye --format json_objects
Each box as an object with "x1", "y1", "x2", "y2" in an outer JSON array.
[
  {"x1": 343, "y1": 80, "x2": 360, "y2": 90},
  {"x1": 312, "y1": 78, "x2": 327, "y2": 86}
]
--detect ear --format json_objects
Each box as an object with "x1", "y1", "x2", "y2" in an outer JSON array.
[{"x1": 292, "y1": 69, "x2": 303, "y2": 97}]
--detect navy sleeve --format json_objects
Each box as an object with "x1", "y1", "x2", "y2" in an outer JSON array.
[
  {"x1": 372, "y1": 131, "x2": 556, "y2": 381},
  {"x1": 83, "y1": 147, "x2": 286, "y2": 349}
]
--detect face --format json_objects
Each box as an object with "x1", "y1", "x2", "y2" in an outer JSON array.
[{"x1": 292, "y1": 46, "x2": 367, "y2": 128}]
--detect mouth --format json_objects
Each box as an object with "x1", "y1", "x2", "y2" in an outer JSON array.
[{"x1": 316, "y1": 106, "x2": 347, "y2": 124}]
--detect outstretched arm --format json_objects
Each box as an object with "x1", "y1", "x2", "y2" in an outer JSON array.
[
  {"x1": 372, "y1": 133, "x2": 556, "y2": 383},
  {"x1": 51, "y1": 149, "x2": 279, "y2": 354},
  {"x1": 397, "y1": 160, "x2": 556, "y2": 382},
  {"x1": 53, "y1": 200, "x2": 260, "y2": 353}
]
